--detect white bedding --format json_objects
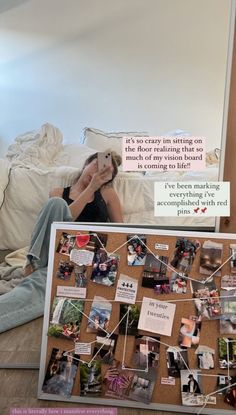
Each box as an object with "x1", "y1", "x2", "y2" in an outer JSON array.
[{"x1": 0, "y1": 124, "x2": 218, "y2": 250}]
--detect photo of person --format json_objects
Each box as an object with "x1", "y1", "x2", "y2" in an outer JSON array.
[
  {"x1": 179, "y1": 316, "x2": 201, "y2": 348},
  {"x1": 87, "y1": 296, "x2": 112, "y2": 333},
  {"x1": 56, "y1": 260, "x2": 74, "y2": 280},
  {"x1": 132, "y1": 335, "x2": 160, "y2": 369},
  {"x1": 127, "y1": 235, "x2": 147, "y2": 266},
  {"x1": 170, "y1": 238, "x2": 200, "y2": 273},
  {"x1": 42, "y1": 348, "x2": 79, "y2": 397},
  {"x1": 170, "y1": 272, "x2": 188, "y2": 294},
  {"x1": 74, "y1": 265, "x2": 87, "y2": 288},
  {"x1": 223, "y1": 376, "x2": 236, "y2": 408},
  {"x1": 166, "y1": 346, "x2": 189, "y2": 377},
  {"x1": 191, "y1": 278, "x2": 221, "y2": 319},
  {"x1": 180, "y1": 370, "x2": 203, "y2": 406},
  {"x1": 48, "y1": 297, "x2": 84, "y2": 340},
  {"x1": 56, "y1": 233, "x2": 76, "y2": 256},
  {"x1": 142, "y1": 253, "x2": 169, "y2": 289},
  {"x1": 91, "y1": 250, "x2": 120, "y2": 286}
]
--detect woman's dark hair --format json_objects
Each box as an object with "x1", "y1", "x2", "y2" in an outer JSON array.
[{"x1": 81, "y1": 150, "x2": 122, "y2": 184}]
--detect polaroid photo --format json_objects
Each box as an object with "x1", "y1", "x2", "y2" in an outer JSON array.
[
  {"x1": 42, "y1": 348, "x2": 79, "y2": 397},
  {"x1": 91, "y1": 250, "x2": 120, "y2": 287},
  {"x1": 166, "y1": 346, "x2": 189, "y2": 378},
  {"x1": 119, "y1": 304, "x2": 140, "y2": 336},
  {"x1": 56, "y1": 260, "x2": 74, "y2": 281},
  {"x1": 179, "y1": 316, "x2": 201, "y2": 348},
  {"x1": 127, "y1": 234, "x2": 147, "y2": 266},
  {"x1": 180, "y1": 369, "x2": 203, "y2": 406},
  {"x1": 87, "y1": 296, "x2": 112, "y2": 334},
  {"x1": 80, "y1": 361, "x2": 102, "y2": 397},
  {"x1": 132, "y1": 335, "x2": 160, "y2": 369},
  {"x1": 191, "y1": 278, "x2": 221, "y2": 320},
  {"x1": 199, "y1": 240, "x2": 223, "y2": 276},
  {"x1": 218, "y1": 338, "x2": 236, "y2": 369},
  {"x1": 48, "y1": 297, "x2": 84, "y2": 341},
  {"x1": 230, "y1": 244, "x2": 236, "y2": 274},
  {"x1": 170, "y1": 238, "x2": 200, "y2": 273},
  {"x1": 221, "y1": 274, "x2": 236, "y2": 290},
  {"x1": 56, "y1": 232, "x2": 76, "y2": 256},
  {"x1": 195, "y1": 345, "x2": 215, "y2": 369},
  {"x1": 92, "y1": 332, "x2": 118, "y2": 365},
  {"x1": 170, "y1": 272, "x2": 188, "y2": 294},
  {"x1": 74, "y1": 265, "x2": 87, "y2": 288},
  {"x1": 220, "y1": 290, "x2": 236, "y2": 334},
  {"x1": 142, "y1": 254, "x2": 168, "y2": 288}
]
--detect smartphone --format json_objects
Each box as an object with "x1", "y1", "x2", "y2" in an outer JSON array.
[{"x1": 97, "y1": 151, "x2": 112, "y2": 181}]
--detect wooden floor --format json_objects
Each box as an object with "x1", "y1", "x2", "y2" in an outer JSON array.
[{"x1": 0, "y1": 317, "x2": 184, "y2": 415}]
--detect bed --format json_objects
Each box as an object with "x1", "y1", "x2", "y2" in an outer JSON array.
[{"x1": 0, "y1": 123, "x2": 220, "y2": 252}]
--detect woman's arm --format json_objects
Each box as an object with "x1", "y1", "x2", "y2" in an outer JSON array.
[{"x1": 102, "y1": 187, "x2": 123, "y2": 223}]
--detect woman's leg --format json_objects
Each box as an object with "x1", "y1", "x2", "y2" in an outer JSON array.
[
  {"x1": 27, "y1": 197, "x2": 73, "y2": 269},
  {"x1": 0, "y1": 197, "x2": 73, "y2": 333}
]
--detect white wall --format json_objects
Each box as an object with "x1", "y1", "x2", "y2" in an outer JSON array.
[{"x1": 0, "y1": 0, "x2": 233, "y2": 156}]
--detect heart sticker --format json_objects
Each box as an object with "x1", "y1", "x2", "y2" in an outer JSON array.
[{"x1": 76, "y1": 233, "x2": 90, "y2": 248}]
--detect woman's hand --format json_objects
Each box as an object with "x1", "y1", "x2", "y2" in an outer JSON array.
[{"x1": 88, "y1": 166, "x2": 112, "y2": 192}]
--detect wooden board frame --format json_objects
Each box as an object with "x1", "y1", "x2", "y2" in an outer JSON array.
[{"x1": 38, "y1": 223, "x2": 236, "y2": 414}]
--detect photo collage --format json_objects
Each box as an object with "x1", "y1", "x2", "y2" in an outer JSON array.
[{"x1": 39, "y1": 226, "x2": 236, "y2": 412}]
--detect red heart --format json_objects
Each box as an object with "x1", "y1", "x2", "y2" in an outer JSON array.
[{"x1": 76, "y1": 233, "x2": 90, "y2": 248}]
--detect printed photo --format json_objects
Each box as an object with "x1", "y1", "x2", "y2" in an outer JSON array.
[
  {"x1": 75, "y1": 232, "x2": 108, "y2": 252},
  {"x1": 91, "y1": 250, "x2": 120, "y2": 286},
  {"x1": 119, "y1": 304, "x2": 140, "y2": 336},
  {"x1": 80, "y1": 360, "x2": 102, "y2": 396},
  {"x1": 142, "y1": 254, "x2": 168, "y2": 288},
  {"x1": 132, "y1": 335, "x2": 160, "y2": 369},
  {"x1": 195, "y1": 345, "x2": 215, "y2": 369},
  {"x1": 230, "y1": 244, "x2": 236, "y2": 274},
  {"x1": 104, "y1": 360, "x2": 134, "y2": 400},
  {"x1": 181, "y1": 370, "x2": 203, "y2": 406},
  {"x1": 42, "y1": 348, "x2": 79, "y2": 397},
  {"x1": 74, "y1": 265, "x2": 87, "y2": 288},
  {"x1": 56, "y1": 260, "x2": 74, "y2": 280},
  {"x1": 218, "y1": 337, "x2": 236, "y2": 369},
  {"x1": 221, "y1": 274, "x2": 236, "y2": 290},
  {"x1": 220, "y1": 290, "x2": 236, "y2": 334},
  {"x1": 179, "y1": 316, "x2": 201, "y2": 348},
  {"x1": 127, "y1": 234, "x2": 147, "y2": 266},
  {"x1": 170, "y1": 272, "x2": 188, "y2": 294},
  {"x1": 191, "y1": 278, "x2": 221, "y2": 319},
  {"x1": 48, "y1": 297, "x2": 84, "y2": 340},
  {"x1": 170, "y1": 238, "x2": 200, "y2": 273},
  {"x1": 56, "y1": 232, "x2": 76, "y2": 255},
  {"x1": 87, "y1": 296, "x2": 112, "y2": 334},
  {"x1": 166, "y1": 346, "x2": 189, "y2": 378},
  {"x1": 92, "y1": 332, "x2": 117, "y2": 365},
  {"x1": 199, "y1": 240, "x2": 223, "y2": 276},
  {"x1": 223, "y1": 376, "x2": 236, "y2": 407},
  {"x1": 128, "y1": 367, "x2": 157, "y2": 404}
]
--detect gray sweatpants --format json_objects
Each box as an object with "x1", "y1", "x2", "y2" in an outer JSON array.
[{"x1": 0, "y1": 197, "x2": 72, "y2": 333}]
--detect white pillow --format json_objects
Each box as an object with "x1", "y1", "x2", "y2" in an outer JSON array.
[
  {"x1": 83, "y1": 127, "x2": 148, "y2": 156},
  {"x1": 0, "y1": 166, "x2": 79, "y2": 250},
  {"x1": 62, "y1": 143, "x2": 98, "y2": 169},
  {"x1": 0, "y1": 159, "x2": 11, "y2": 208}
]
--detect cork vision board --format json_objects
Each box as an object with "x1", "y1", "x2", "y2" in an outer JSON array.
[{"x1": 38, "y1": 223, "x2": 236, "y2": 414}]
